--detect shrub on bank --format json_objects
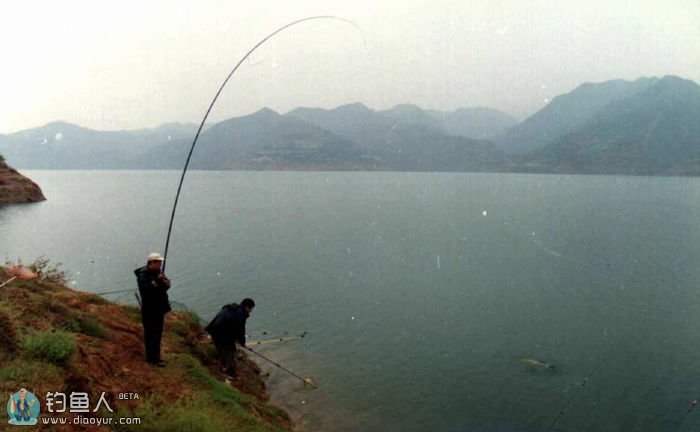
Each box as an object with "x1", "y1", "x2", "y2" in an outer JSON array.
[{"x1": 23, "y1": 330, "x2": 76, "y2": 366}]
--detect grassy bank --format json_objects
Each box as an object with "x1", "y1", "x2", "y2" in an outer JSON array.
[{"x1": 0, "y1": 263, "x2": 292, "y2": 431}]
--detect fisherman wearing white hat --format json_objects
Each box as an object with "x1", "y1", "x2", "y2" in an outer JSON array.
[{"x1": 134, "y1": 252, "x2": 171, "y2": 367}]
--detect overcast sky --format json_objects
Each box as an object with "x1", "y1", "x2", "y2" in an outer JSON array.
[{"x1": 1, "y1": 0, "x2": 698, "y2": 133}]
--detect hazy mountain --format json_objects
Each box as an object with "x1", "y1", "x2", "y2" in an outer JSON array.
[
  {"x1": 0, "y1": 103, "x2": 505, "y2": 172},
  {"x1": 287, "y1": 103, "x2": 506, "y2": 171},
  {"x1": 145, "y1": 108, "x2": 375, "y2": 170},
  {"x1": 427, "y1": 107, "x2": 517, "y2": 139},
  {"x1": 0, "y1": 121, "x2": 197, "y2": 169},
  {"x1": 372, "y1": 122, "x2": 505, "y2": 171},
  {"x1": 289, "y1": 103, "x2": 515, "y2": 141},
  {"x1": 4, "y1": 78, "x2": 699, "y2": 175},
  {"x1": 516, "y1": 76, "x2": 700, "y2": 175},
  {"x1": 496, "y1": 77, "x2": 659, "y2": 154},
  {"x1": 379, "y1": 104, "x2": 445, "y2": 131},
  {"x1": 286, "y1": 103, "x2": 392, "y2": 151}
]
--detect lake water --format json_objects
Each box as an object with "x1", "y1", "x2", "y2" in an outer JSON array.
[{"x1": 3, "y1": 170, "x2": 700, "y2": 431}]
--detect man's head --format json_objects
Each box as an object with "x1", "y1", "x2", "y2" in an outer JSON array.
[
  {"x1": 241, "y1": 298, "x2": 255, "y2": 314},
  {"x1": 147, "y1": 252, "x2": 164, "y2": 271}
]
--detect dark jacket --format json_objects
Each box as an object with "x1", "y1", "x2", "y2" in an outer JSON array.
[
  {"x1": 205, "y1": 303, "x2": 249, "y2": 347},
  {"x1": 134, "y1": 266, "x2": 171, "y2": 315}
]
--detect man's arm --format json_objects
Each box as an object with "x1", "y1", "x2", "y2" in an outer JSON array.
[
  {"x1": 234, "y1": 316, "x2": 246, "y2": 347},
  {"x1": 157, "y1": 273, "x2": 171, "y2": 290}
]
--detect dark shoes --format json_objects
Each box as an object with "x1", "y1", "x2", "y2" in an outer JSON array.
[{"x1": 147, "y1": 360, "x2": 167, "y2": 368}]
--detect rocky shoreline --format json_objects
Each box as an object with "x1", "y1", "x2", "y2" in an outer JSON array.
[
  {"x1": 0, "y1": 263, "x2": 293, "y2": 431},
  {"x1": 0, "y1": 157, "x2": 46, "y2": 206}
]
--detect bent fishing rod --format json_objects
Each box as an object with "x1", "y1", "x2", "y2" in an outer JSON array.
[{"x1": 162, "y1": 15, "x2": 363, "y2": 271}]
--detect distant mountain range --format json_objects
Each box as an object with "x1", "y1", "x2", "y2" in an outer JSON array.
[
  {"x1": 0, "y1": 103, "x2": 513, "y2": 172},
  {"x1": 495, "y1": 77, "x2": 659, "y2": 155},
  {"x1": 0, "y1": 121, "x2": 197, "y2": 169},
  {"x1": 509, "y1": 76, "x2": 700, "y2": 175},
  {"x1": 1, "y1": 75, "x2": 699, "y2": 175}
]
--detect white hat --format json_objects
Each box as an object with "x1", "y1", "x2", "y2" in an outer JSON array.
[{"x1": 147, "y1": 252, "x2": 165, "y2": 262}]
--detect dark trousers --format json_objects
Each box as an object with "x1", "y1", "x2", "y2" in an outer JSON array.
[
  {"x1": 142, "y1": 310, "x2": 165, "y2": 363},
  {"x1": 213, "y1": 337, "x2": 237, "y2": 374},
  {"x1": 15, "y1": 411, "x2": 30, "y2": 421}
]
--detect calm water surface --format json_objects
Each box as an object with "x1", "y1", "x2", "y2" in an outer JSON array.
[{"x1": 3, "y1": 170, "x2": 700, "y2": 431}]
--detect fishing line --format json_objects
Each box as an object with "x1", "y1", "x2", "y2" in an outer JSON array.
[
  {"x1": 486, "y1": 211, "x2": 686, "y2": 294},
  {"x1": 93, "y1": 287, "x2": 137, "y2": 296},
  {"x1": 162, "y1": 15, "x2": 365, "y2": 271},
  {"x1": 247, "y1": 329, "x2": 307, "y2": 337},
  {"x1": 483, "y1": 208, "x2": 693, "y2": 429},
  {"x1": 675, "y1": 399, "x2": 698, "y2": 432},
  {"x1": 545, "y1": 356, "x2": 606, "y2": 432},
  {"x1": 248, "y1": 332, "x2": 307, "y2": 346},
  {"x1": 244, "y1": 346, "x2": 317, "y2": 388},
  {"x1": 480, "y1": 212, "x2": 680, "y2": 322}
]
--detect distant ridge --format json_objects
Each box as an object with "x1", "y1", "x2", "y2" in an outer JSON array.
[
  {"x1": 495, "y1": 77, "x2": 659, "y2": 154},
  {"x1": 515, "y1": 76, "x2": 700, "y2": 175},
  {"x1": 2, "y1": 77, "x2": 700, "y2": 176}
]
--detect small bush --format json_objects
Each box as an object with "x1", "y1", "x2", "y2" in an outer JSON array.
[
  {"x1": 60, "y1": 318, "x2": 81, "y2": 333},
  {"x1": 23, "y1": 330, "x2": 76, "y2": 366},
  {"x1": 5, "y1": 256, "x2": 68, "y2": 284},
  {"x1": 41, "y1": 296, "x2": 72, "y2": 316},
  {"x1": 29, "y1": 256, "x2": 68, "y2": 284},
  {"x1": 77, "y1": 315, "x2": 107, "y2": 339}
]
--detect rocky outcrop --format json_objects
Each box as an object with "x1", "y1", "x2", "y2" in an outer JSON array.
[{"x1": 0, "y1": 157, "x2": 46, "y2": 206}]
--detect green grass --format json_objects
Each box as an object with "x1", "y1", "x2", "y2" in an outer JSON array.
[
  {"x1": 82, "y1": 293, "x2": 111, "y2": 306},
  {"x1": 170, "y1": 320, "x2": 190, "y2": 337},
  {"x1": 0, "y1": 358, "x2": 64, "y2": 386},
  {"x1": 110, "y1": 395, "x2": 229, "y2": 432},
  {"x1": 77, "y1": 314, "x2": 107, "y2": 339},
  {"x1": 22, "y1": 330, "x2": 76, "y2": 366},
  {"x1": 182, "y1": 355, "x2": 251, "y2": 410},
  {"x1": 39, "y1": 297, "x2": 107, "y2": 338},
  {"x1": 112, "y1": 354, "x2": 290, "y2": 432},
  {"x1": 59, "y1": 316, "x2": 81, "y2": 333},
  {"x1": 123, "y1": 306, "x2": 142, "y2": 324},
  {"x1": 110, "y1": 355, "x2": 288, "y2": 432}
]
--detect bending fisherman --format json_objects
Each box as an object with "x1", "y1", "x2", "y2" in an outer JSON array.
[{"x1": 205, "y1": 298, "x2": 256, "y2": 378}]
